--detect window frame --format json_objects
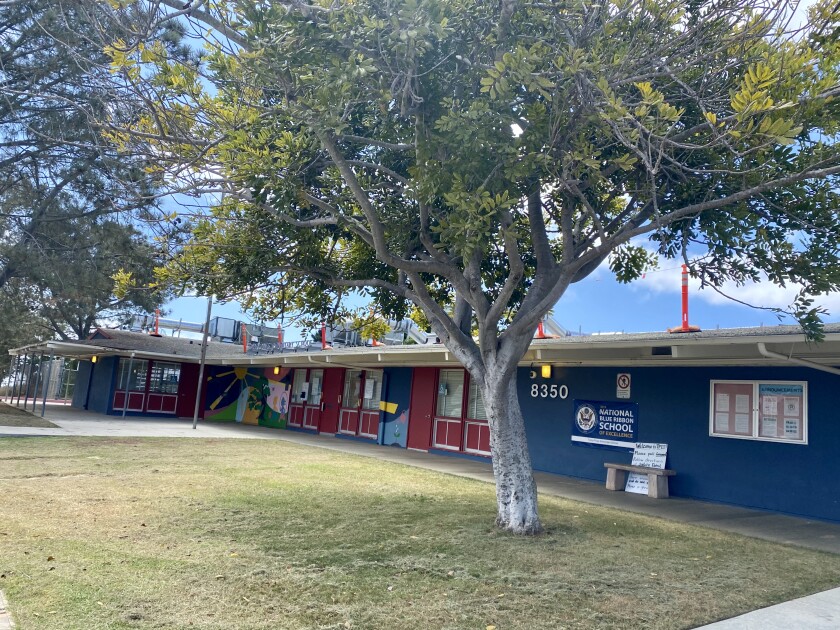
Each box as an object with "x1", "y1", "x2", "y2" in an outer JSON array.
[
  {"x1": 435, "y1": 368, "x2": 466, "y2": 419},
  {"x1": 117, "y1": 358, "x2": 150, "y2": 392},
  {"x1": 148, "y1": 361, "x2": 181, "y2": 394},
  {"x1": 466, "y1": 376, "x2": 487, "y2": 421},
  {"x1": 342, "y1": 369, "x2": 363, "y2": 410},
  {"x1": 709, "y1": 380, "x2": 808, "y2": 445},
  {"x1": 361, "y1": 369, "x2": 383, "y2": 411},
  {"x1": 291, "y1": 368, "x2": 308, "y2": 404}
]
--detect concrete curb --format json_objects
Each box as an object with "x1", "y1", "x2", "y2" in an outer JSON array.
[
  {"x1": 695, "y1": 586, "x2": 840, "y2": 628},
  {"x1": 0, "y1": 590, "x2": 14, "y2": 629}
]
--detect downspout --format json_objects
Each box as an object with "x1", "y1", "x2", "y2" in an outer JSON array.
[
  {"x1": 756, "y1": 342, "x2": 840, "y2": 377},
  {"x1": 83, "y1": 358, "x2": 95, "y2": 410}
]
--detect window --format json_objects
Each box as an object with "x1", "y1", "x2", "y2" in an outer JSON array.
[
  {"x1": 148, "y1": 362, "x2": 181, "y2": 394},
  {"x1": 436, "y1": 369, "x2": 464, "y2": 418},
  {"x1": 710, "y1": 380, "x2": 807, "y2": 444},
  {"x1": 467, "y1": 377, "x2": 487, "y2": 420},
  {"x1": 343, "y1": 369, "x2": 362, "y2": 409},
  {"x1": 362, "y1": 370, "x2": 383, "y2": 410},
  {"x1": 117, "y1": 359, "x2": 149, "y2": 391},
  {"x1": 291, "y1": 369, "x2": 308, "y2": 404},
  {"x1": 308, "y1": 369, "x2": 323, "y2": 405}
]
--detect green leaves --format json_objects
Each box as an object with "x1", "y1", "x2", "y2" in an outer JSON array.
[
  {"x1": 609, "y1": 246, "x2": 658, "y2": 284},
  {"x1": 436, "y1": 178, "x2": 514, "y2": 260},
  {"x1": 481, "y1": 45, "x2": 555, "y2": 100}
]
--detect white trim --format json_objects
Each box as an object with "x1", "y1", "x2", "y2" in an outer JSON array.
[
  {"x1": 463, "y1": 420, "x2": 491, "y2": 456},
  {"x1": 432, "y1": 416, "x2": 461, "y2": 450}
]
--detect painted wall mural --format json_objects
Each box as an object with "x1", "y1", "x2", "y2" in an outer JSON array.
[
  {"x1": 205, "y1": 366, "x2": 292, "y2": 428},
  {"x1": 380, "y1": 367, "x2": 412, "y2": 447}
]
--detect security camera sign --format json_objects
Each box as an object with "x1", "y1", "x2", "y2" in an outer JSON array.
[{"x1": 616, "y1": 373, "x2": 631, "y2": 399}]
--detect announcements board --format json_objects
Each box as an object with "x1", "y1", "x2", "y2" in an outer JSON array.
[
  {"x1": 625, "y1": 442, "x2": 668, "y2": 495},
  {"x1": 758, "y1": 383, "x2": 804, "y2": 441},
  {"x1": 572, "y1": 400, "x2": 638, "y2": 452}
]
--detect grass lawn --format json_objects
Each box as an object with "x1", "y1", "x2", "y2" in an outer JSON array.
[
  {"x1": 0, "y1": 402, "x2": 59, "y2": 428},
  {"x1": 0, "y1": 438, "x2": 838, "y2": 629}
]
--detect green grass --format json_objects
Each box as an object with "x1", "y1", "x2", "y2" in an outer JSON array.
[
  {"x1": 0, "y1": 402, "x2": 59, "y2": 428},
  {"x1": 0, "y1": 437, "x2": 838, "y2": 629}
]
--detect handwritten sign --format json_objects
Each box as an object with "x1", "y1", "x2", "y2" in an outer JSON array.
[{"x1": 626, "y1": 443, "x2": 668, "y2": 495}]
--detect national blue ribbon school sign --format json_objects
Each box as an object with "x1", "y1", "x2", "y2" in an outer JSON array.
[{"x1": 572, "y1": 400, "x2": 638, "y2": 451}]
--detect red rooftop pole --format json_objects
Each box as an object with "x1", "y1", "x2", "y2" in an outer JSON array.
[
  {"x1": 681, "y1": 264, "x2": 690, "y2": 332},
  {"x1": 668, "y1": 264, "x2": 701, "y2": 334}
]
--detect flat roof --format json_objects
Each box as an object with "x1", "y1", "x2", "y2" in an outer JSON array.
[{"x1": 9, "y1": 323, "x2": 840, "y2": 370}]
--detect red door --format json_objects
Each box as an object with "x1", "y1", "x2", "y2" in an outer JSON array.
[
  {"x1": 176, "y1": 363, "x2": 199, "y2": 418},
  {"x1": 319, "y1": 368, "x2": 343, "y2": 434},
  {"x1": 407, "y1": 367, "x2": 437, "y2": 450}
]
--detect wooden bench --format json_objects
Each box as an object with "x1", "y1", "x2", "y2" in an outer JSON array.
[{"x1": 604, "y1": 463, "x2": 676, "y2": 499}]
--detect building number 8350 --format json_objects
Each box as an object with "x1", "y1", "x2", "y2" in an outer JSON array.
[{"x1": 530, "y1": 384, "x2": 569, "y2": 399}]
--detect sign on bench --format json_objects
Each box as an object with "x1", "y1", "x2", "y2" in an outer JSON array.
[{"x1": 625, "y1": 443, "x2": 668, "y2": 495}]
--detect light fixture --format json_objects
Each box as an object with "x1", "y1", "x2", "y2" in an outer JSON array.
[
  {"x1": 273, "y1": 366, "x2": 280, "y2": 376},
  {"x1": 91, "y1": 355, "x2": 98, "y2": 364},
  {"x1": 540, "y1": 364, "x2": 551, "y2": 379}
]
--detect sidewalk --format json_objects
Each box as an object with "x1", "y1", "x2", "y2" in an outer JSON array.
[{"x1": 3, "y1": 402, "x2": 840, "y2": 628}]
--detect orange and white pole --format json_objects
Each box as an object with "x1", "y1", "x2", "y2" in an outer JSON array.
[{"x1": 681, "y1": 264, "x2": 690, "y2": 332}]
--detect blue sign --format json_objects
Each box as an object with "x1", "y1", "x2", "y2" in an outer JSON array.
[{"x1": 572, "y1": 399, "x2": 638, "y2": 451}]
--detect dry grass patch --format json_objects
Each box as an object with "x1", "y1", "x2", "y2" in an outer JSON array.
[
  {"x1": 0, "y1": 402, "x2": 59, "y2": 428},
  {"x1": 0, "y1": 437, "x2": 838, "y2": 630}
]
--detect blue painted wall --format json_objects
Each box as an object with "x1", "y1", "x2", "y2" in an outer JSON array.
[
  {"x1": 380, "y1": 367, "x2": 412, "y2": 447},
  {"x1": 71, "y1": 360, "x2": 91, "y2": 409},
  {"x1": 72, "y1": 358, "x2": 117, "y2": 414},
  {"x1": 519, "y1": 365, "x2": 840, "y2": 522}
]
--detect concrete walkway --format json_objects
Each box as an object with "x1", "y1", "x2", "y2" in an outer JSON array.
[{"x1": 3, "y1": 402, "x2": 840, "y2": 628}]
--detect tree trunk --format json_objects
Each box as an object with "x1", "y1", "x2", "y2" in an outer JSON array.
[{"x1": 483, "y1": 369, "x2": 542, "y2": 534}]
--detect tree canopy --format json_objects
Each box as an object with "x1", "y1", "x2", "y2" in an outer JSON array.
[
  {"x1": 102, "y1": 0, "x2": 840, "y2": 533},
  {"x1": 0, "y1": 0, "x2": 177, "y2": 360}
]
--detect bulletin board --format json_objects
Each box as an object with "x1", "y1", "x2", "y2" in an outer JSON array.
[
  {"x1": 711, "y1": 382, "x2": 754, "y2": 437},
  {"x1": 758, "y1": 383, "x2": 805, "y2": 441}
]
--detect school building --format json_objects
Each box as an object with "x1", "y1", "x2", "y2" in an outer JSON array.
[{"x1": 8, "y1": 321, "x2": 840, "y2": 523}]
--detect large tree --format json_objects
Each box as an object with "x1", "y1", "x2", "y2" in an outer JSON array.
[
  {"x1": 0, "y1": 0, "x2": 184, "y2": 341},
  {"x1": 103, "y1": 0, "x2": 840, "y2": 533}
]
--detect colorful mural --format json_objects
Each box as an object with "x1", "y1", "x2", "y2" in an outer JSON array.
[
  {"x1": 204, "y1": 366, "x2": 292, "y2": 428},
  {"x1": 380, "y1": 368, "x2": 412, "y2": 447},
  {"x1": 382, "y1": 408, "x2": 409, "y2": 447}
]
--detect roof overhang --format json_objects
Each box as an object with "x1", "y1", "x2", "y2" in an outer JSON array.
[{"x1": 10, "y1": 329, "x2": 840, "y2": 371}]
